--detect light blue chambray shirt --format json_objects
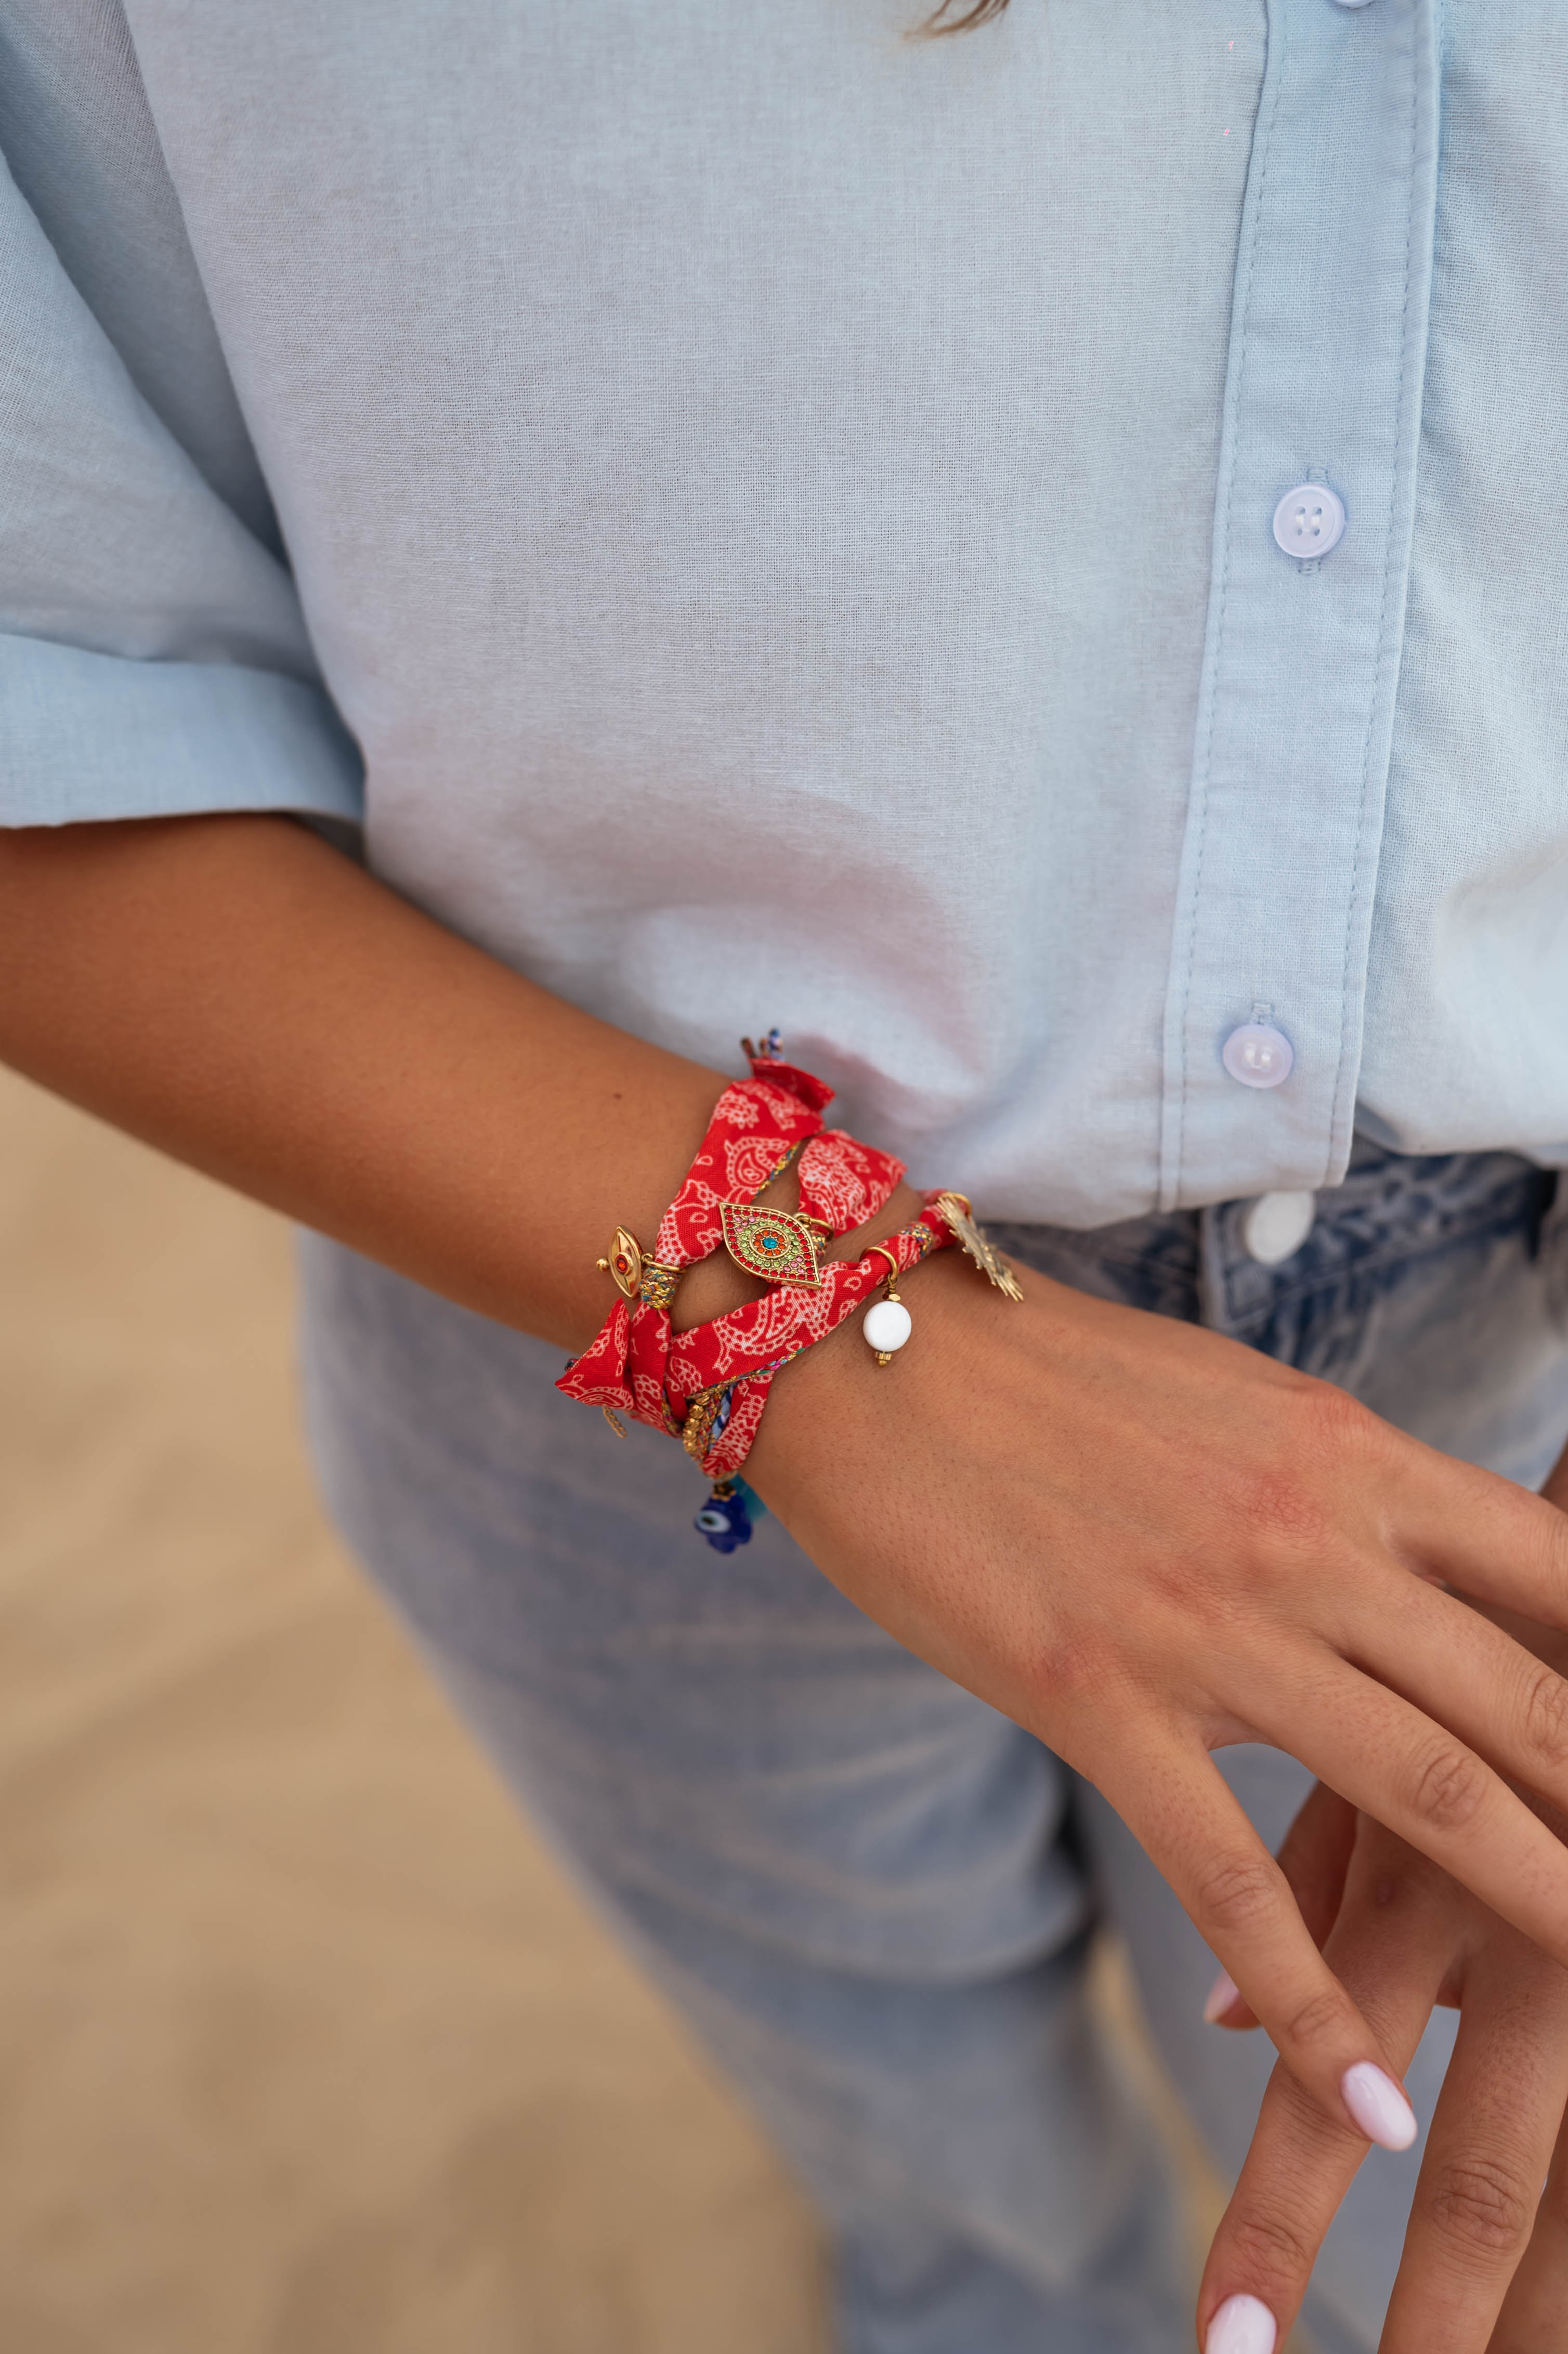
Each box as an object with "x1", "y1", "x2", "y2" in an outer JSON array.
[{"x1": 2, "y1": 0, "x2": 1565, "y2": 1225}]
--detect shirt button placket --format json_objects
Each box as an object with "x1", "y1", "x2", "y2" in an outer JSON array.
[{"x1": 1155, "y1": 0, "x2": 1440, "y2": 1211}]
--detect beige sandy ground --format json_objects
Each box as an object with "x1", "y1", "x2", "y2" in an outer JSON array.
[{"x1": 0, "y1": 1066, "x2": 1254, "y2": 2354}]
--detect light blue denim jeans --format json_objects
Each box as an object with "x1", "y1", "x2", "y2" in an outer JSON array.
[{"x1": 298, "y1": 1144, "x2": 1568, "y2": 2354}]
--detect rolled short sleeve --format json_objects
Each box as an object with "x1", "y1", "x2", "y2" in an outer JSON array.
[{"x1": 0, "y1": 149, "x2": 362, "y2": 828}]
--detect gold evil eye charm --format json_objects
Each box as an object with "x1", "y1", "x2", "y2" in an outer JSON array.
[
  {"x1": 595, "y1": 1227, "x2": 645, "y2": 1300},
  {"x1": 720, "y1": 1201, "x2": 828, "y2": 1290}
]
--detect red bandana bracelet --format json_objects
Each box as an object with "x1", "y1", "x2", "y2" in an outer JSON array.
[
  {"x1": 558, "y1": 1043, "x2": 907, "y2": 1443},
  {"x1": 561, "y1": 1193, "x2": 955, "y2": 1480},
  {"x1": 559, "y1": 1037, "x2": 1021, "y2": 1531}
]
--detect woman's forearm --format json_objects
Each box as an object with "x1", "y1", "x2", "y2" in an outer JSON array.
[
  {"x1": 0, "y1": 813, "x2": 734, "y2": 1352},
  {"x1": 19, "y1": 810, "x2": 1568, "y2": 2180}
]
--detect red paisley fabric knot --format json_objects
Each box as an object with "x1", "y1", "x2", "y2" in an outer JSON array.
[
  {"x1": 556, "y1": 1057, "x2": 932, "y2": 1474},
  {"x1": 745, "y1": 1058, "x2": 835, "y2": 1116},
  {"x1": 559, "y1": 1061, "x2": 835, "y2": 1421},
  {"x1": 556, "y1": 1294, "x2": 635, "y2": 1411},
  {"x1": 798, "y1": 1130, "x2": 905, "y2": 1231},
  {"x1": 654, "y1": 1073, "x2": 830, "y2": 1268}
]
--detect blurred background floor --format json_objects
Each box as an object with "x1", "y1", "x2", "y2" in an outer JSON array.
[{"x1": 0, "y1": 1067, "x2": 1231, "y2": 2354}]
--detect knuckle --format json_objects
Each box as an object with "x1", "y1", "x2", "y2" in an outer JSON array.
[
  {"x1": 1191, "y1": 1849, "x2": 1282, "y2": 1941},
  {"x1": 1368, "y1": 1857, "x2": 1443, "y2": 1924},
  {"x1": 1354, "y1": 1820, "x2": 1465, "y2": 1921},
  {"x1": 1296, "y1": 1382, "x2": 1381, "y2": 1466},
  {"x1": 1227, "y1": 1390, "x2": 1389, "y2": 1568},
  {"x1": 1279, "y1": 1985, "x2": 1352, "y2": 2058},
  {"x1": 1405, "y1": 1738, "x2": 1490, "y2": 1836},
  {"x1": 1520, "y1": 1660, "x2": 1568, "y2": 1773},
  {"x1": 1423, "y1": 2156, "x2": 1536, "y2": 2263},
  {"x1": 1031, "y1": 1636, "x2": 1109, "y2": 1711},
  {"x1": 1223, "y1": 2201, "x2": 1318, "y2": 2288},
  {"x1": 1510, "y1": 1482, "x2": 1568, "y2": 1590},
  {"x1": 1233, "y1": 1466, "x2": 1335, "y2": 1556}
]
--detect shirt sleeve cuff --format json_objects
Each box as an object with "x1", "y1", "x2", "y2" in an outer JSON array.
[{"x1": 0, "y1": 631, "x2": 364, "y2": 829}]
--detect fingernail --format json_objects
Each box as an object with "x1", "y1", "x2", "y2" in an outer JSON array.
[
  {"x1": 1205, "y1": 2292, "x2": 1276, "y2": 2354},
  {"x1": 1204, "y1": 1968, "x2": 1240, "y2": 2024},
  {"x1": 1340, "y1": 2060, "x2": 1418, "y2": 2151}
]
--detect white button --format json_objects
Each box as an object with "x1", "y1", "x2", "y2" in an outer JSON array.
[
  {"x1": 1242, "y1": 1190, "x2": 1317, "y2": 1266},
  {"x1": 1222, "y1": 1022, "x2": 1295, "y2": 1089},
  {"x1": 1329, "y1": 1, "x2": 1376, "y2": 9},
  {"x1": 1273, "y1": 483, "x2": 1345, "y2": 558}
]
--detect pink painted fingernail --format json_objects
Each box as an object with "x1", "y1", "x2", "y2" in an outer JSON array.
[
  {"x1": 1204, "y1": 1968, "x2": 1240, "y2": 2024},
  {"x1": 1340, "y1": 2061, "x2": 1418, "y2": 2151},
  {"x1": 1205, "y1": 2292, "x2": 1276, "y2": 2354}
]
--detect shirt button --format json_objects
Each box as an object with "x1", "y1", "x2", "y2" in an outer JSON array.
[
  {"x1": 1242, "y1": 1190, "x2": 1317, "y2": 1266},
  {"x1": 1329, "y1": 1, "x2": 1376, "y2": 9},
  {"x1": 1222, "y1": 1022, "x2": 1295, "y2": 1089},
  {"x1": 1273, "y1": 482, "x2": 1346, "y2": 558}
]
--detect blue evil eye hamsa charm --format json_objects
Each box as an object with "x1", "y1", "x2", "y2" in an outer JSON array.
[{"x1": 694, "y1": 1481, "x2": 755, "y2": 1554}]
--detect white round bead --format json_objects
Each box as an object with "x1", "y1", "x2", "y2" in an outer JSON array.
[{"x1": 863, "y1": 1299, "x2": 913, "y2": 1354}]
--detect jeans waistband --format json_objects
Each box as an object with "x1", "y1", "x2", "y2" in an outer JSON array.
[{"x1": 989, "y1": 1145, "x2": 1562, "y2": 1341}]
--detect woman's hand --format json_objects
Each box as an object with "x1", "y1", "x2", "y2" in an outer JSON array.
[
  {"x1": 1198, "y1": 1783, "x2": 1568, "y2": 2354},
  {"x1": 750, "y1": 1262, "x2": 1568, "y2": 2157},
  {"x1": 1198, "y1": 1446, "x2": 1568, "y2": 2353}
]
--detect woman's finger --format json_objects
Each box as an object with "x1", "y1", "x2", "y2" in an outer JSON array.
[
  {"x1": 1198, "y1": 1827, "x2": 1449, "y2": 2353},
  {"x1": 1343, "y1": 1574, "x2": 1568, "y2": 1830},
  {"x1": 1488, "y1": 2084, "x2": 1568, "y2": 2351},
  {"x1": 1384, "y1": 1441, "x2": 1568, "y2": 1625},
  {"x1": 1250, "y1": 1656, "x2": 1568, "y2": 1974},
  {"x1": 1206, "y1": 1780, "x2": 1357, "y2": 2031},
  {"x1": 1100, "y1": 1738, "x2": 1420, "y2": 2148},
  {"x1": 1275, "y1": 1776, "x2": 1360, "y2": 1946},
  {"x1": 1478, "y1": 1438, "x2": 1568, "y2": 2348},
  {"x1": 1379, "y1": 1936, "x2": 1568, "y2": 2353}
]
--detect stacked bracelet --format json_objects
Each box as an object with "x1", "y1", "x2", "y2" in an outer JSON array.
[{"x1": 558, "y1": 1035, "x2": 1021, "y2": 1549}]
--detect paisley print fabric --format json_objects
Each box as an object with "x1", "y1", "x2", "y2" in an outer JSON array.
[{"x1": 557, "y1": 1052, "x2": 925, "y2": 1474}]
